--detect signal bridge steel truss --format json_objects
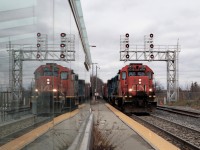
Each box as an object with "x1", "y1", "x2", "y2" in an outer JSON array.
[
  {"x1": 8, "y1": 33, "x2": 75, "y2": 109},
  {"x1": 120, "y1": 34, "x2": 180, "y2": 101}
]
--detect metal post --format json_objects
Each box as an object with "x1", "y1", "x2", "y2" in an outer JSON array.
[
  {"x1": 95, "y1": 65, "x2": 97, "y2": 100},
  {"x1": 91, "y1": 63, "x2": 97, "y2": 100},
  {"x1": 95, "y1": 65, "x2": 100, "y2": 100}
]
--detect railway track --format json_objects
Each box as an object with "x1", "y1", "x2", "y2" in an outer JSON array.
[
  {"x1": 157, "y1": 105, "x2": 200, "y2": 118},
  {"x1": 0, "y1": 106, "x2": 31, "y2": 123},
  {"x1": 0, "y1": 116, "x2": 52, "y2": 146},
  {"x1": 132, "y1": 114, "x2": 200, "y2": 150}
]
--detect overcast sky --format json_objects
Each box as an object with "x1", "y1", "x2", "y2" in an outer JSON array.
[
  {"x1": 81, "y1": 0, "x2": 200, "y2": 89},
  {"x1": 1, "y1": 0, "x2": 200, "y2": 90}
]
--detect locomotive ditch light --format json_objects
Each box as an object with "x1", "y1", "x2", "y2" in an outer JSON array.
[
  {"x1": 60, "y1": 33, "x2": 66, "y2": 37},
  {"x1": 125, "y1": 33, "x2": 129, "y2": 37},
  {"x1": 37, "y1": 43, "x2": 40, "y2": 47},
  {"x1": 150, "y1": 44, "x2": 154, "y2": 48},
  {"x1": 60, "y1": 44, "x2": 66, "y2": 47},
  {"x1": 125, "y1": 44, "x2": 129, "y2": 48},
  {"x1": 53, "y1": 89, "x2": 57, "y2": 92},
  {"x1": 126, "y1": 54, "x2": 129, "y2": 59},
  {"x1": 150, "y1": 33, "x2": 153, "y2": 38},
  {"x1": 37, "y1": 33, "x2": 41, "y2": 37},
  {"x1": 60, "y1": 53, "x2": 65, "y2": 58}
]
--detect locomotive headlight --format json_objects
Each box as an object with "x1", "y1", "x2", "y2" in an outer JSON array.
[
  {"x1": 47, "y1": 78, "x2": 50, "y2": 85},
  {"x1": 35, "y1": 89, "x2": 38, "y2": 92},
  {"x1": 53, "y1": 89, "x2": 57, "y2": 92},
  {"x1": 149, "y1": 88, "x2": 152, "y2": 92},
  {"x1": 139, "y1": 79, "x2": 142, "y2": 81},
  {"x1": 129, "y1": 88, "x2": 133, "y2": 92}
]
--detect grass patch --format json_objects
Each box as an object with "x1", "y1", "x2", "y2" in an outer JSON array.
[{"x1": 167, "y1": 100, "x2": 200, "y2": 110}]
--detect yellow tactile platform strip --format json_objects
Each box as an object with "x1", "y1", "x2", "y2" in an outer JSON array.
[
  {"x1": 105, "y1": 103, "x2": 180, "y2": 150},
  {"x1": 0, "y1": 108, "x2": 80, "y2": 150}
]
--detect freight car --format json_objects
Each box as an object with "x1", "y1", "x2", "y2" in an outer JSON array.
[
  {"x1": 105, "y1": 63, "x2": 157, "y2": 113},
  {"x1": 32, "y1": 63, "x2": 89, "y2": 114}
]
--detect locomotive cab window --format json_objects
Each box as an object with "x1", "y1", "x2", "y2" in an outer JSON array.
[
  {"x1": 53, "y1": 71, "x2": 58, "y2": 77},
  {"x1": 128, "y1": 71, "x2": 136, "y2": 76},
  {"x1": 122, "y1": 72, "x2": 126, "y2": 80},
  {"x1": 61, "y1": 72, "x2": 68, "y2": 80},
  {"x1": 147, "y1": 72, "x2": 152, "y2": 79},
  {"x1": 44, "y1": 71, "x2": 52, "y2": 76},
  {"x1": 137, "y1": 72, "x2": 146, "y2": 76},
  {"x1": 44, "y1": 71, "x2": 58, "y2": 77}
]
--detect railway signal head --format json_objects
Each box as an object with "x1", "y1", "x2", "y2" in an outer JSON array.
[
  {"x1": 36, "y1": 53, "x2": 40, "y2": 58},
  {"x1": 126, "y1": 54, "x2": 129, "y2": 59},
  {"x1": 150, "y1": 33, "x2": 153, "y2": 38},
  {"x1": 150, "y1": 44, "x2": 154, "y2": 48},
  {"x1": 60, "y1": 53, "x2": 65, "y2": 58},
  {"x1": 37, "y1": 43, "x2": 40, "y2": 47},
  {"x1": 37, "y1": 33, "x2": 41, "y2": 37},
  {"x1": 60, "y1": 43, "x2": 66, "y2": 48},
  {"x1": 125, "y1": 33, "x2": 129, "y2": 37},
  {"x1": 150, "y1": 54, "x2": 154, "y2": 59},
  {"x1": 60, "y1": 33, "x2": 66, "y2": 37},
  {"x1": 125, "y1": 44, "x2": 129, "y2": 48}
]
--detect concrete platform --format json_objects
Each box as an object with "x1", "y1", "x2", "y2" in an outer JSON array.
[
  {"x1": 0, "y1": 100, "x2": 179, "y2": 150},
  {"x1": 91, "y1": 100, "x2": 154, "y2": 150},
  {"x1": 0, "y1": 104, "x2": 90, "y2": 150},
  {"x1": 104, "y1": 102, "x2": 179, "y2": 150}
]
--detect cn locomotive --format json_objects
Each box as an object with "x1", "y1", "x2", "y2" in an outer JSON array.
[
  {"x1": 104, "y1": 63, "x2": 157, "y2": 113},
  {"x1": 32, "y1": 63, "x2": 89, "y2": 114}
]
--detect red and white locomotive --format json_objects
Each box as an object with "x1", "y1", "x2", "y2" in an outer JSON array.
[
  {"x1": 105, "y1": 63, "x2": 157, "y2": 113},
  {"x1": 32, "y1": 63, "x2": 88, "y2": 114}
]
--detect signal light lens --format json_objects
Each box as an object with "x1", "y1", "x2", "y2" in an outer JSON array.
[
  {"x1": 150, "y1": 44, "x2": 154, "y2": 48},
  {"x1": 60, "y1": 54, "x2": 65, "y2": 58},
  {"x1": 150, "y1": 54, "x2": 154, "y2": 59},
  {"x1": 150, "y1": 33, "x2": 153, "y2": 38},
  {"x1": 60, "y1": 44, "x2": 66, "y2": 47},
  {"x1": 36, "y1": 53, "x2": 40, "y2": 58},
  {"x1": 60, "y1": 33, "x2": 66, "y2": 37},
  {"x1": 125, "y1": 44, "x2": 129, "y2": 48},
  {"x1": 126, "y1": 54, "x2": 129, "y2": 59},
  {"x1": 37, "y1": 43, "x2": 40, "y2": 47},
  {"x1": 37, "y1": 33, "x2": 41, "y2": 37},
  {"x1": 125, "y1": 33, "x2": 129, "y2": 37}
]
